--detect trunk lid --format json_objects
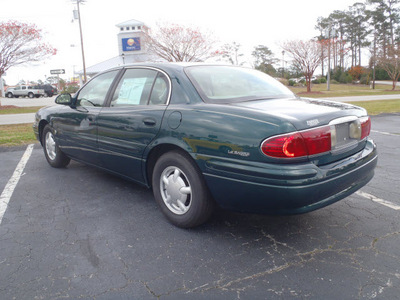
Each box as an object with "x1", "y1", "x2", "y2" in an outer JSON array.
[
  {"x1": 233, "y1": 97, "x2": 366, "y2": 130},
  {"x1": 233, "y1": 97, "x2": 370, "y2": 166}
]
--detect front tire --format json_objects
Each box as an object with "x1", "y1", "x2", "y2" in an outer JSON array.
[
  {"x1": 152, "y1": 151, "x2": 214, "y2": 228},
  {"x1": 6, "y1": 92, "x2": 13, "y2": 98},
  {"x1": 42, "y1": 125, "x2": 70, "y2": 168}
]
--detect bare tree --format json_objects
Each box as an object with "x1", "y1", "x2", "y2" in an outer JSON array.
[
  {"x1": 281, "y1": 40, "x2": 322, "y2": 92},
  {"x1": 377, "y1": 45, "x2": 400, "y2": 90},
  {"x1": 144, "y1": 23, "x2": 218, "y2": 62},
  {"x1": 0, "y1": 20, "x2": 56, "y2": 101},
  {"x1": 221, "y1": 42, "x2": 245, "y2": 66}
]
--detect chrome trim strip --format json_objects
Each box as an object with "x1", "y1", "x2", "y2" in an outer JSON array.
[{"x1": 329, "y1": 116, "x2": 358, "y2": 125}]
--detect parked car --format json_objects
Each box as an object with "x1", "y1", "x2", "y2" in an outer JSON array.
[
  {"x1": 33, "y1": 63, "x2": 377, "y2": 228},
  {"x1": 33, "y1": 84, "x2": 58, "y2": 97},
  {"x1": 6, "y1": 85, "x2": 45, "y2": 98}
]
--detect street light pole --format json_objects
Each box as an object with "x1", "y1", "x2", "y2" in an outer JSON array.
[
  {"x1": 76, "y1": 0, "x2": 87, "y2": 84},
  {"x1": 326, "y1": 26, "x2": 332, "y2": 91}
]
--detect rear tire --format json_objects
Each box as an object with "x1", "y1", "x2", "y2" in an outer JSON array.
[
  {"x1": 42, "y1": 124, "x2": 70, "y2": 168},
  {"x1": 28, "y1": 92, "x2": 34, "y2": 98},
  {"x1": 152, "y1": 150, "x2": 214, "y2": 228}
]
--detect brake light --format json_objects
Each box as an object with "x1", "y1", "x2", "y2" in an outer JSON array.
[
  {"x1": 261, "y1": 126, "x2": 332, "y2": 158},
  {"x1": 360, "y1": 116, "x2": 371, "y2": 140},
  {"x1": 262, "y1": 133, "x2": 307, "y2": 158}
]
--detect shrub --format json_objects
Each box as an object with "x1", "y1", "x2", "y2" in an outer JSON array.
[
  {"x1": 288, "y1": 79, "x2": 296, "y2": 86},
  {"x1": 375, "y1": 67, "x2": 390, "y2": 80},
  {"x1": 339, "y1": 73, "x2": 353, "y2": 84},
  {"x1": 360, "y1": 74, "x2": 371, "y2": 85},
  {"x1": 332, "y1": 68, "x2": 344, "y2": 82},
  {"x1": 319, "y1": 77, "x2": 327, "y2": 84}
]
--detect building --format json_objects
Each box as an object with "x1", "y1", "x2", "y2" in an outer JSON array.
[{"x1": 76, "y1": 19, "x2": 162, "y2": 83}]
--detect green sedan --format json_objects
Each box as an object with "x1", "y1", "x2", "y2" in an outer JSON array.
[{"x1": 33, "y1": 63, "x2": 377, "y2": 228}]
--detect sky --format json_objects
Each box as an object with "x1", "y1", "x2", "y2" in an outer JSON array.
[{"x1": 1, "y1": 0, "x2": 362, "y2": 85}]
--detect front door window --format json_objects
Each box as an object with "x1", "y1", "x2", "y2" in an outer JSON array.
[{"x1": 76, "y1": 70, "x2": 119, "y2": 107}]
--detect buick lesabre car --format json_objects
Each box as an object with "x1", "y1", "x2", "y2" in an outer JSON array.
[{"x1": 33, "y1": 63, "x2": 377, "y2": 228}]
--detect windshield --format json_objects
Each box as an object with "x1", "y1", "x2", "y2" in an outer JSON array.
[{"x1": 185, "y1": 65, "x2": 295, "y2": 103}]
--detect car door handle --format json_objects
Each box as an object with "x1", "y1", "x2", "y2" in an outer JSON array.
[{"x1": 143, "y1": 118, "x2": 157, "y2": 126}]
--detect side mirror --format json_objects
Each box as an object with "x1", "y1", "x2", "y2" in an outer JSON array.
[{"x1": 55, "y1": 93, "x2": 72, "y2": 105}]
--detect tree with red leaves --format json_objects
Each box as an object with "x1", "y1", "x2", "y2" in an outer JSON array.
[
  {"x1": 0, "y1": 20, "x2": 56, "y2": 99},
  {"x1": 144, "y1": 23, "x2": 218, "y2": 62}
]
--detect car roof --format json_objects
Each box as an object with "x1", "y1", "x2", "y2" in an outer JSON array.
[{"x1": 105, "y1": 62, "x2": 230, "y2": 74}]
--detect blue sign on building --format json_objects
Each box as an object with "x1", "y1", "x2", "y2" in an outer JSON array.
[{"x1": 122, "y1": 37, "x2": 141, "y2": 51}]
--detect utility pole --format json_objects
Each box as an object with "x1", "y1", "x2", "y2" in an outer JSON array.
[{"x1": 74, "y1": 0, "x2": 87, "y2": 84}]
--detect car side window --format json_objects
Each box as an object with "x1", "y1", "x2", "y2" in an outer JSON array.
[
  {"x1": 76, "y1": 70, "x2": 119, "y2": 107},
  {"x1": 111, "y1": 69, "x2": 169, "y2": 107},
  {"x1": 149, "y1": 73, "x2": 169, "y2": 105}
]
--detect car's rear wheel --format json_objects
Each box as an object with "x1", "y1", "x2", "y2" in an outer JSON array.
[
  {"x1": 42, "y1": 125, "x2": 70, "y2": 168},
  {"x1": 28, "y1": 92, "x2": 34, "y2": 98},
  {"x1": 152, "y1": 150, "x2": 214, "y2": 228}
]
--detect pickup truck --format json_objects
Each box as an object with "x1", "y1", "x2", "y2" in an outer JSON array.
[{"x1": 6, "y1": 85, "x2": 45, "y2": 98}]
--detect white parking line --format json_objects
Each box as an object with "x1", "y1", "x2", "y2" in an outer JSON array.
[
  {"x1": 371, "y1": 130, "x2": 399, "y2": 137},
  {"x1": 0, "y1": 144, "x2": 34, "y2": 225},
  {"x1": 356, "y1": 191, "x2": 400, "y2": 211}
]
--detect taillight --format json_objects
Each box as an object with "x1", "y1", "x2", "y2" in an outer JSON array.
[
  {"x1": 261, "y1": 133, "x2": 307, "y2": 158},
  {"x1": 261, "y1": 116, "x2": 371, "y2": 159},
  {"x1": 360, "y1": 116, "x2": 371, "y2": 140},
  {"x1": 261, "y1": 126, "x2": 332, "y2": 158},
  {"x1": 300, "y1": 126, "x2": 332, "y2": 155}
]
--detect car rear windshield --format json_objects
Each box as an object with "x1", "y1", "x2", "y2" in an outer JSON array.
[{"x1": 185, "y1": 65, "x2": 295, "y2": 103}]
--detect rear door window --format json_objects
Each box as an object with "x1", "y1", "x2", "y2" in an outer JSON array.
[{"x1": 111, "y1": 69, "x2": 158, "y2": 107}]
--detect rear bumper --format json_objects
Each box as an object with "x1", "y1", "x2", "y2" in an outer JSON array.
[{"x1": 202, "y1": 139, "x2": 377, "y2": 214}]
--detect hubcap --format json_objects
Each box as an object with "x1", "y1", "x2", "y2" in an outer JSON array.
[
  {"x1": 45, "y1": 131, "x2": 56, "y2": 161},
  {"x1": 160, "y1": 166, "x2": 192, "y2": 215}
]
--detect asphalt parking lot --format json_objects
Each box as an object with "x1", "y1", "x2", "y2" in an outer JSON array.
[{"x1": 0, "y1": 114, "x2": 399, "y2": 299}]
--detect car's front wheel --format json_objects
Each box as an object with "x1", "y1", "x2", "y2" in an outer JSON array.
[
  {"x1": 152, "y1": 150, "x2": 214, "y2": 228},
  {"x1": 6, "y1": 92, "x2": 13, "y2": 98},
  {"x1": 42, "y1": 125, "x2": 70, "y2": 168}
]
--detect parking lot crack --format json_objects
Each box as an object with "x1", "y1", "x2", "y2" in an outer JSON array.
[{"x1": 78, "y1": 235, "x2": 100, "y2": 268}]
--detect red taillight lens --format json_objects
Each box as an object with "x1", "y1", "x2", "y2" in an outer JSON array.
[
  {"x1": 300, "y1": 126, "x2": 332, "y2": 155},
  {"x1": 261, "y1": 133, "x2": 307, "y2": 158},
  {"x1": 360, "y1": 116, "x2": 371, "y2": 140},
  {"x1": 261, "y1": 126, "x2": 332, "y2": 158}
]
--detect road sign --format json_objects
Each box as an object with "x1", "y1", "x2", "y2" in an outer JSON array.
[{"x1": 50, "y1": 69, "x2": 65, "y2": 75}]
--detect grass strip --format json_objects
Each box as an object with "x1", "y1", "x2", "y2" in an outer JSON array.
[
  {"x1": 0, "y1": 106, "x2": 43, "y2": 115},
  {"x1": 346, "y1": 99, "x2": 400, "y2": 115},
  {"x1": 0, "y1": 123, "x2": 37, "y2": 146},
  {"x1": 290, "y1": 84, "x2": 400, "y2": 98}
]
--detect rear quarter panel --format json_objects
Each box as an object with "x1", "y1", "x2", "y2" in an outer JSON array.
[{"x1": 155, "y1": 103, "x2": 298, "y2": 164}]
